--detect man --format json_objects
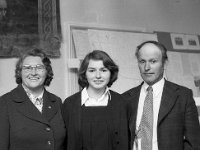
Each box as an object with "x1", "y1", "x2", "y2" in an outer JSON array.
[{"x1": 122, "y1": 41, "x2": 200, "y2": 150}]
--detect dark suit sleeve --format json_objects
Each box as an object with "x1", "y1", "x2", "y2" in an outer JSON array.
[
  {"x1": 184, "y1": 89, "x2": 200, "y2": 150},
  {"x1": 0, "y1": 97, "x2": 9, "y2": 150}
]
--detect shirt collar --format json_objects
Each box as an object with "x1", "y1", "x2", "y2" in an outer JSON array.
[
  {"x1": 22, "y1": 84, "x2": 44, "y2": 103},
  {"x1": 81, "y1": 87, "x2": 111, "y2": 106},
  {"x1": 143, "y1": 78, "x2": 165, "y2": 97}
]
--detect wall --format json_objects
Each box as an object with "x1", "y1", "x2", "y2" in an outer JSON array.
[{"x1": 1, "y1": 0, "x2": 200, "y2": 100}]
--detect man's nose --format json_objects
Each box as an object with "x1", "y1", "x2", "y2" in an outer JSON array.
[{"x1": 144, "y1": 63, "x2": 150, "y2": 71}]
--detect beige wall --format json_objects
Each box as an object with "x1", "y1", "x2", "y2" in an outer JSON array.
[{"x1": 1, "y1": 0, "x2": 200, "y2": 100}]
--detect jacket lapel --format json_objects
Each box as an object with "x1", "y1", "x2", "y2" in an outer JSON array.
[
  {"x1": 127, "y1": 84, "x2": 142, "y2": 139},
  {"x1": 42, "y1": 90, "x2": 58, "y2": 122},
  {"x1": 13, "y1": 85, "x2": 49, "y2": 125},
  {"x1": 158, "y1": 80, "x2": 179, "y2": 125}
]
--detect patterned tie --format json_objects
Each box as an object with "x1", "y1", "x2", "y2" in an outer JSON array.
[
  {"x1": 137, "y1": 86, "x2": 153, "y2": 150},
  {"x1": 35, "y1": 97, "x2": 43, "y2": 105}
]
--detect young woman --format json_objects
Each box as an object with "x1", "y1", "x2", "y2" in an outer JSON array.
[{"x1": 62, "y1": 50, "x2": 129, "y2": 150}]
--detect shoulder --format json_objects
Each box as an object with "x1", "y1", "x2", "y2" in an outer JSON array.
[
  {"x1": 63, "y1": 91, "x2": 81, "y2": 105},
  {"x1": 110, "y1": 90, "x2": 126, "y2": 100},
  {"x1": 43, "y1": 90, "x2": 63, "y2": 110},
  {"x1": 121, "y1": 84, "x2": 142, "y2": 99},
  {"x1": 109, "y1": 90, "x2": 121, "y2": 97},
  {"x1": 109, "y1": 90, "x2": 128, "y2": 106},
  {"x1": 0, "y1": 87, "x2": 20, "y2": 113},
  {"x1": 165, "y1": 80, "x2": 193, "y2": 94},
  {"x1": 45, "y1": 90, "x2": 61, "y2": 99},
  {"x1": 164, "y1": 80, "x2": 195, "y2": 105},
  {"x1": 62, "y1": 91, "x2": 81, "y2": 117},
  {"x1": 0, "y1": 86, "x2": 19, "y2": 104},
  {"x1": 45, "y1": 90, "x2": 62, "y2": 103}
]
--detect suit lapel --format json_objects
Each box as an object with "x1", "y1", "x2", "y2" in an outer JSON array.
[
  {"x1": 158, "y1": 80, "x2": 179, "y2": 125},
  {"x1": 127, "y1": 85, "x2": 142, "y2": 138},
  {"x1": 42, "y1": 90, "x2": 58, "y2": 122},
  {"x1": 13, "y1": 85, "x2": 49, "y2": 125}
]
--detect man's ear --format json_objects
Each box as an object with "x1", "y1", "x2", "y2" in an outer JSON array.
[
  {"x1": 163, "y1": 60, "x2": 168, "y2": 79},
  {"x1": 163, "y1": 60, "x2": 168, "y2": 70}
]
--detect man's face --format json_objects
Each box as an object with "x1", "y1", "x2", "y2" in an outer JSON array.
[{"x1": 137, "y1": 43, "x2": 165, "y2": 86}]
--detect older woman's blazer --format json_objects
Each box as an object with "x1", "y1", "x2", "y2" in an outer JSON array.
[{"x1": 0, "y1": 84, "x2": 66, "y2": 150}]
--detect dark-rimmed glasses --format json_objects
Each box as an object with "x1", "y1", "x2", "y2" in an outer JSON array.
[{"x1": 22, "y1": 65, "x2": 46, "y2": 73}]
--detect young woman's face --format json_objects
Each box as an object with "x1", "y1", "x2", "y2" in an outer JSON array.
[{"x1": 86, "y1": 59, "x2": 111, "y2": 91}]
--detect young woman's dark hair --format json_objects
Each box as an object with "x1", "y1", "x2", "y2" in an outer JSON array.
[
  {"x1": 15, "y1": 48, "x2": 53, "y2": 86},
  {"x1": 78, "y1": 50, "x2": 119, "y2": 88}
]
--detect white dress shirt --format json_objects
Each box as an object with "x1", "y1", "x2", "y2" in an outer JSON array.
[
  {"x1": 81, "y1": 87, "x2": 111, "y2": 106},
  {"x1": 134, "y1": 78, "x2": 165, "y2": 150}
]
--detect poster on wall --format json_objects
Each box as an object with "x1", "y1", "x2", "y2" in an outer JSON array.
[
  {"x1": 170, "y1": 33, "x2": 200, "y2": 51},
  {"x1": 186, "y1": 34, "x2": 200, "y2": 50},
  {"x1": 170, "y1": 33, "x2": 187, "y2": 49},
  {"x1": 0, "y1": 0, "x2": 61, "y2": 57}
]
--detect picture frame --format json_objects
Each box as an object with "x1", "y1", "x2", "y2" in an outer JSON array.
[
  {"x1": 170, "y1": 33, "x2": 187, "y2": 49},
  {"x1": 0, "y1": 0, "x2": 61, "y2": 58},
  {"x1": 186, "y1": 34, "x2": 200, "y2": 50},
  {"x1": 170, "y1": 33, "x2": 200, "y2": 51}
]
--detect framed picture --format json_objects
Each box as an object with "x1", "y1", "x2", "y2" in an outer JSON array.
[
  {"x1": 0, "y1": 0, "x2": 61, "y2": 57},
  {"x1": 170, "y1": 33, "x2": 187, "y2": 49},
  {"x1": 170, "y1": 33, "x2": 200, "y2": 51},
  {"x1": 186, "y1": 34, "x2": 200, "y2": 50}
]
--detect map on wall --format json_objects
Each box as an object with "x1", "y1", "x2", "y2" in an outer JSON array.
[
  {"x1": 72, "y1": 29, "x2": 157, "y2": 94},
  {"x1": 87, "y1": 29, "x2": 159, "y2": 93},
  {"x1": 72, "y1": 28, "x2": 200, "y2": 98}
]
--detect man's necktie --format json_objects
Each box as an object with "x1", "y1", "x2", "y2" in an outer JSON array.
[{"x1": 138, "y1": 86, "x2": 153, "y2": 150}]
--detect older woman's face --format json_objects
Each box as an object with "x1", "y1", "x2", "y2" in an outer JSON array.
[{"x1": 21, "y1": 56, "x2": 47, "y2": 92}]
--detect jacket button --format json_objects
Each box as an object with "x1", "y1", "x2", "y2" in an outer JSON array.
[
  {"x1": 47, "y1": 141, "x2": 51, "y2": 145},
  {"x1": 46, "y1": 127, "x2": 51, "y2": 131},
  {"x1": 115, "y1": 131, "x2": 118, "y2": 135},
  {"x1": 116, "y1": 141, "x2": 120, "y2": 144}
]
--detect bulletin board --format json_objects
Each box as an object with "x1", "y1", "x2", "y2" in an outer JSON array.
[
  {"x1": 70, "y1": 25, "x2": 157, "y2": 94},
  {"x1": 69, "y1": 25, "x2": 200, "y2": 100}
]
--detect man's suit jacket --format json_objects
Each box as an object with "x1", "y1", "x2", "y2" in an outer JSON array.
[
  {"x1": 0, "y1": 84, "x2": 66, "y2": 150},
  {"x1": 122, "y1": 80, "x2": 200, "y2": 150}
]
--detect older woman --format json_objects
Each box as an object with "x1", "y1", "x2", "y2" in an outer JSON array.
[
  {"x1": 0, "y1": 48, "x2": 65, "y2": 150},
  {"x1": 62, "y1": 50, "x2": 129, "y2": 150}
]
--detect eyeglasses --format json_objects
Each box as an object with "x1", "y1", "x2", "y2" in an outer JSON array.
[{"x1": 22, "y1": 65, "x2": 46, "y2": 73}]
